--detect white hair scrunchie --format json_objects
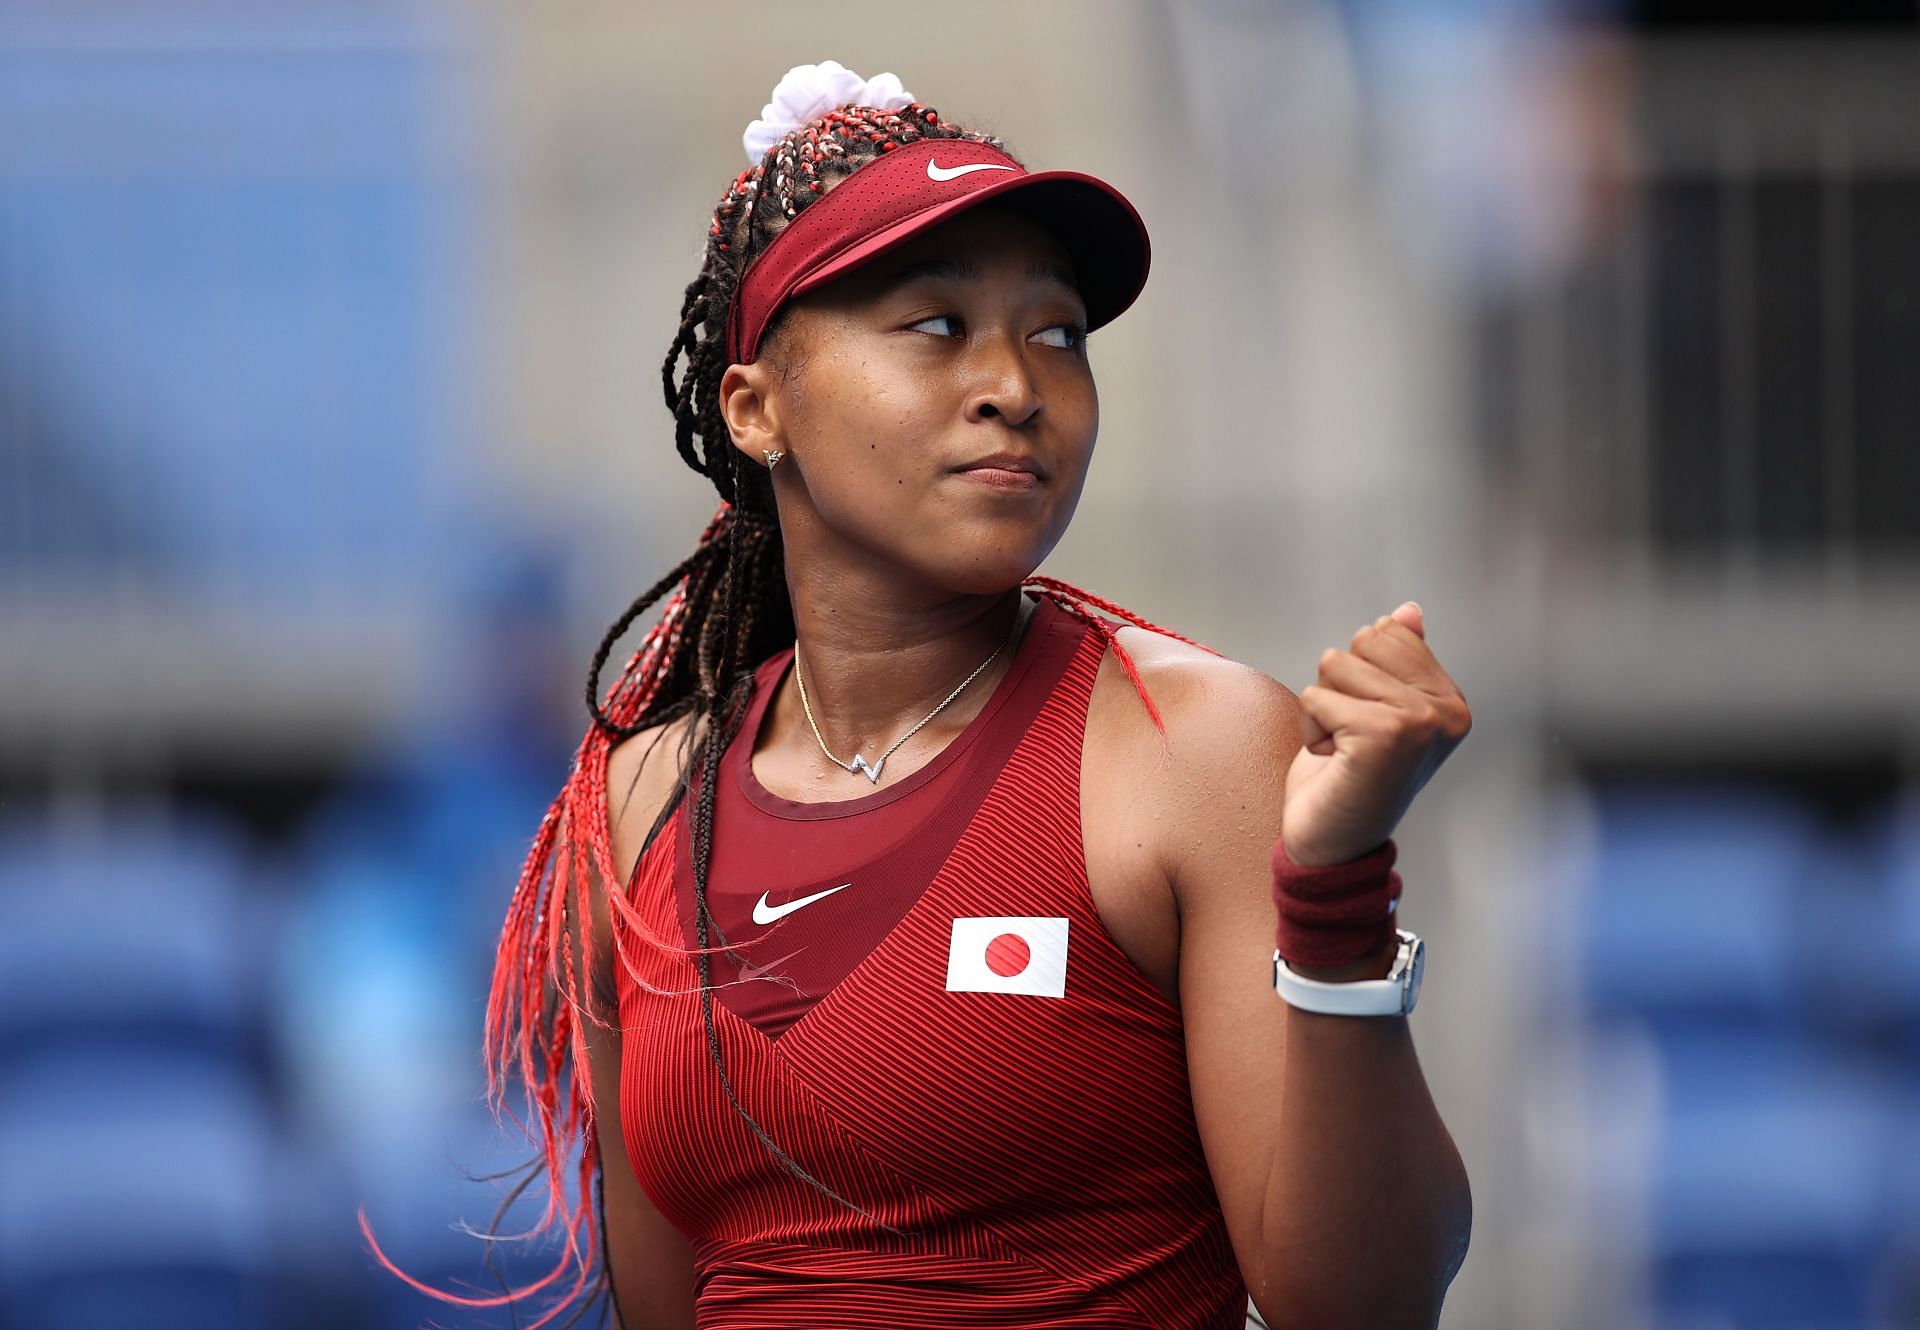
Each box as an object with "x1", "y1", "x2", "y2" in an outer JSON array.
[{"x1": 742, "y1": 60, "x2": 917, "y2": 165}]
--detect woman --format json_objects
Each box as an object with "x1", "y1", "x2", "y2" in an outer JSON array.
[{"x1": 367, "y1": 61, "x2": 1473, "y2": 1330}]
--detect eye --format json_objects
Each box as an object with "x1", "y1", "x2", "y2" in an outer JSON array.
[
  {"x1": 908, "y1": 313, "x2": 963, "y2": 338},
  {"x1": 1031, "y1": 323, "x2": 1086, "y2": 350}
]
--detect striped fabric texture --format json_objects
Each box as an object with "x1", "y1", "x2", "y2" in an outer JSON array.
[{"x1": 615, "y1": 606, "x2": 1249, "y2": 1327}]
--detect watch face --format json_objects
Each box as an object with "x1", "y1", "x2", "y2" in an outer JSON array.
[{"x1": 1403, "y1": 938, "x2": 1425, "y2": 1013}]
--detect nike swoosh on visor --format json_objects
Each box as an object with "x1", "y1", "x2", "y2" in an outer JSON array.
[{"x1": 925, "y1": 158, "x2": 1018, "y2": 182}]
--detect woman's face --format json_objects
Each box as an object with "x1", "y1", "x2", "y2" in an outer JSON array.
[{"x1": 727, "y1": 203, "x2": 1099, "y2": 597}]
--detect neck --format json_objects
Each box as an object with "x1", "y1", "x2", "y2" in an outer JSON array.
[{"x1": 782, "y1": 577, "x2": 1032, "y2": 764}]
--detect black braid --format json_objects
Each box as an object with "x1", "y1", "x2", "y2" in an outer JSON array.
[
  {"x1": 686, "y1": 447, "x2": 907, "y2": 1236},
  {"x1": 535, "y1": 101, "x2": 1017, "y2": 1322},
  {"x1": 454, "y1": 87, "x2": 1225, "y2": 1330},
  {"x1": 583, "y1": 541, "x2": 712, "y2": 738},
  {"x1": 602, "y1": 102, "x2": 1013, "y2": 1241}
]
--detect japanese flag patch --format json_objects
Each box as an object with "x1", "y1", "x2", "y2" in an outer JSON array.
[{"x1": 945, "y1": 916, "x2": 1069, "y2": 997}]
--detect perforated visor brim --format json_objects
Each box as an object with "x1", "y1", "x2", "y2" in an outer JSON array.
[{"x1": 783, "y1": 170, "x2": 1151, "y2": 344}]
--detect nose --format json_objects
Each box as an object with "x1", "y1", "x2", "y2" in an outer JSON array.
[{"x1": 963, "y1": 334, "x2": 1041, "y2": 428}]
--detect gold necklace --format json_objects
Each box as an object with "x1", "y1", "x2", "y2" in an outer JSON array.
[{"x1": 793, "y1": 603, "x2": 1023, "y2": 784}]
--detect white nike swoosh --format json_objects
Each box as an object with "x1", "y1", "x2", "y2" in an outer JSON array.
[
  {"x1": 926, "y1": 158, "x2": 1017, "y2": 182},
  {"x1": 753, "y1": 882, "x2": 853, "y2": 925}
]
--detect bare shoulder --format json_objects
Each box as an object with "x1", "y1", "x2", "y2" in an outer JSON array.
[
  {"x1": 1098, "y1": 621, "x2": 1303, "y2": 762},
  {"x1": 605, "y1": 709, "x2": 701, "y2": 884},
  {"x1": 1082, "y1": 621, "x2": 1305, "y2": 913},
  {"x1": 582, "y1": 707, "x2": 705, "y2": 1326},
  {"x1": 574, "y1": 708, "x2": 701, "y2": 1014},
  {"x1": 1085, "y1": 621, "x2": 1304, "y2": 902}
]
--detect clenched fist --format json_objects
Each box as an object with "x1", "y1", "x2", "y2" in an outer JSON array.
[{"x1": 1282, "y1": 601, "x2": 1472, "y2": 869}]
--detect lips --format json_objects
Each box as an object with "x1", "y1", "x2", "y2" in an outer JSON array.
[{"x1": 952, "y1": 452, "x2": 1046, "y2": 480}]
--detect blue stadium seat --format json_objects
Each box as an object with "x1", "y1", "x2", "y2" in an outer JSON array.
[
  {"x1": 351, "y1": 1105, "x2": 598, "y2": 1330},
  {"x1": 1779, "y1": 791, "x2": 1920, "y2": 1058},
  {"x1": 271, "y1": 853, "x2": 473, "y2": 1158},
  {"x1": 1884, "y1": 1084, "x2": 1920, "y2": 1325},
  {"x1": 1, "y1": 107, "x2": 445, "y2": 593},
  {"x1": 1577, "y1": 781, "x2": 1818, "y2": 1024},
  {"x1": 1868, "y1": 794, "x2": 1920, "y2": 1035},
  {"x1": 1655, "y1": 1249, "x2": 1873, "y2": 1330},
  {"x1": 1786, "y1": 822, "x2": 1902, "y2": 1035},
  {"x1": 1646, "y1": 1023, "x2": 1895, "y2": 1328},
  {"x1": 0, "y1": 1046, "x2": 278, "y2": 1330},
  {"x1": 0, "y1": 812, "x2": 269, "y2": 1084}
]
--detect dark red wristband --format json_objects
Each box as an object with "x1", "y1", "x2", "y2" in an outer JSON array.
[{"x1": 1271, "y1": 836, "x2": 1402, "y2": 970}]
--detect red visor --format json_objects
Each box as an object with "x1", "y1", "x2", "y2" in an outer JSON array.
[{"x1": 725, "y1": 137, "x2": 1151, "y2": 365}]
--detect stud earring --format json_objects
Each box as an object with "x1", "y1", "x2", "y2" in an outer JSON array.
[{"x1": 762, "y1": 449, "x2": 785, "y2": 469}]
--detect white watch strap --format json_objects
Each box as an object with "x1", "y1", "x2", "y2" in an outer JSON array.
[{"x1": 1271, "y1": 930, "x2": 1421, "y2": 1017}]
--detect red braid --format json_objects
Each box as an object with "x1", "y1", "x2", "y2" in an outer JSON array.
[
  {"x1": 357, "y1": 483, "x2": 1212, "y2": 1324},
  {"x1": 356, "y1": 505, "x2": 741, "y2": 1327},
  {"x1": 355, "y1": 77, "x2": 1205, "y2": 1325},
  {"x1": 1019, "y1": 572, "x2": 1222, "y2": 733}
]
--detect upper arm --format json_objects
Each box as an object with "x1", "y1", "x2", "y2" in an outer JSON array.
[
  {"x1": 574, "y1": 717, "x2": 700, "y2": 1330},
  {"x1": 1143, "y1": 661, "x2": 1305, "y2": 1306}
]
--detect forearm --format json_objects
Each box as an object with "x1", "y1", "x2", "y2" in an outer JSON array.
[{"x1": 1253, "y1": 937, "x2": 1472, "y2": 1329}]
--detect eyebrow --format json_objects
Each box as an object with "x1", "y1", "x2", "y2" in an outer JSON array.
[
  {"x1": 1027, "y1": 256, "x2": 1082, "y2": 295},
  {"x1": 868, "y1": 254, "x2": 1082, "y2": 299},
  {"x1": 875, "y1": 256, "x2": 980, "y2": 291}
]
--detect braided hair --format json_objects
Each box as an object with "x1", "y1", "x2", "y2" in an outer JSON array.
[{"x1": 360, "y1": 99, "x2": 1215, "y2": 1329}]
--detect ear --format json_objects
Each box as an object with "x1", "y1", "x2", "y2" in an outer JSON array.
[{"x1": 719, "y1": 360, "x2": 788, "y2": 466}]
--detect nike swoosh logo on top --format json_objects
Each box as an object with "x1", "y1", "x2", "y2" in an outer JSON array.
[
  {"x1": 926, "y1": 158, "x2": 1017, "y2": 182},
  {"x1": 753, "y1": 882, "x2": 853, "y2": 925}
]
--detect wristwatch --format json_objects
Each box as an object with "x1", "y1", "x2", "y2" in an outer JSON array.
[{"x1": 1271, "y1": 930, "x2": 1424, "y2": 1017}]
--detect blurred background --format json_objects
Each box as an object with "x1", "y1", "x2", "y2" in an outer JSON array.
[{"x1": 2, "y1": 1, "x2": 1916, "y2": 1327}]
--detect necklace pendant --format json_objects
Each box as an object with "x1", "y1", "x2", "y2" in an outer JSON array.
[{"x1": 847, "y1": 753, "x2": 884, "y2": 784}]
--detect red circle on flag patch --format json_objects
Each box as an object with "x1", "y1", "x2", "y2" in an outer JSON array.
[{"x1": 985, "y1": 932, "x2": 1030, "y2": 977}]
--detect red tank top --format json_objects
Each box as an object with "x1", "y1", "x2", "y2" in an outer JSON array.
[{"x1": 614, "y1": 592, "x2": 1249, "y2": 1327}]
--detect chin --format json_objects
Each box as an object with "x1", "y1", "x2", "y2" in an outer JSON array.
[
  {"x1": 918, "y1": 536, "x2": 1061, "y2": 598},
  {"x1": 828, "y1": 492, "x2": 1074, "y2": 595},
  {"x1": 940, "y1": 569, "x2": 1039, "y2": 599}
]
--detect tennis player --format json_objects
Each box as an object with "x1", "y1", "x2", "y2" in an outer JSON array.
[{"x1": 366, "y1": 59, "x2": 1474, "y2": 1330}]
